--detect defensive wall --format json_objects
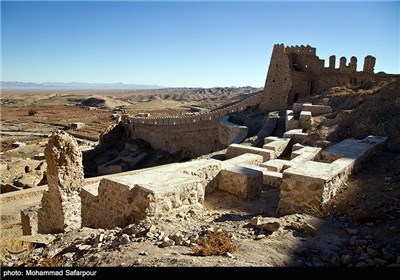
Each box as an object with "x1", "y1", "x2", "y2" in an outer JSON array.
[
  {"x1": 122, "y1": 92, "x2": 263, "y2": 158},
  {"x1": 260, "y1": 44, "x2": 400, "y2": 111}
]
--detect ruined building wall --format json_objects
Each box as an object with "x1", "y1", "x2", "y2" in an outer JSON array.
[
  {"x1": 260, "y1": 44, "x2": 400, "y2": 111},
  {"x1": 260, "y1": 44, "x2": 293, "y2": 111},
  {"x1": 125, "y1": 92, "x2": 263, "y2": 158},
  {"x1": 133, "y1": 119, "x2": 223, "y2": 158}
]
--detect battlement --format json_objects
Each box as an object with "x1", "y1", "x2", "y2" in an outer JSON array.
[
  {"x1": 129, "y1": 92, "x2": 263, "y2": 126},
  {"x1": 285, "y1": 45, "x2": 316, "y2": 55},
  {"x1": 260, "y1": 43, "x2": 393, "y2": 111}
]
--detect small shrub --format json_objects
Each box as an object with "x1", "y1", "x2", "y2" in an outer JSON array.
[
  {"x1": 36, "y1": 256, "x2": 62, "y2": 267},
  {"x1": 192, "y1": 230, "x2": 236, "y2": 256},
  {"x1": 28, "y1": 109, "x2": 38, "y2": 116}
]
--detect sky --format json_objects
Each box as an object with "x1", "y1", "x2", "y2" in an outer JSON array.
[{"x1": 1, "y1": 1, "x2": 399, "y2": 88}]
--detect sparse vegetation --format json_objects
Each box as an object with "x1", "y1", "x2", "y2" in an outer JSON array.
[
  {"x1": 35, "y1": 256, "x2": 62, "y2": 267},
  {"x1": 192, "y1": 230, "x2": 236, "y2": 256},
  {"x1": 28, "y1": 109, "x2": 38, "y2": 116}
]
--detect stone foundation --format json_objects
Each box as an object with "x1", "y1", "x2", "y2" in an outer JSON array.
[
  {"x1": 219, "y1": 165, "x2": 263, "y2": 198},
  {"x1": 225, "y1": 144, "x2": 275, "y2": 161},
  {"x1": 81, "y1": 160, "x2": 221, "y2": 229},
  {"x1": 240, "y1": 164, "x2": 283, "y2": 189},
  {"x1": 278, "y1": 136, "x2": 387, "y2": 214},
  {"x1": 262, "y1": 138, "x2": 290, "y2": 158}
]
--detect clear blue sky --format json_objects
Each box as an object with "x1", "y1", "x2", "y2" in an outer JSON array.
[{"x1": 1, "y1": 1, "x2": 399, "y2": 87}]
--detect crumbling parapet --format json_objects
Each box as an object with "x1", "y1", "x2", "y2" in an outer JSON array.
[
  {"x1": 218, "y1": 115, "x2": 248, "y2": 146},
  {"x1": 37, "y1": 130, "x2": 84, "y2": 233}
]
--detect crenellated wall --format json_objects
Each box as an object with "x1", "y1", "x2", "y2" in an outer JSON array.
[
  {"x1": 260, "y1": 44, "x2": 400, "y2": 111},
  {"x1": 129, "y1": 92, "x2": 262, "y2": 126},
  {"x1": 123, "y1": 92, "x2": 263, "y2": 158}
]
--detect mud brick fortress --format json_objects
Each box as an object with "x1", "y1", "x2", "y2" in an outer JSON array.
[
  {"x1": 19, "y1": 44, "x2": 399, "y2": 234},
  {"x1": 113, "y1": 44, "x2": 399, "y2": 158},
  {"x1": 260, "y1": 44, "x2": 398, "y2": 111}
]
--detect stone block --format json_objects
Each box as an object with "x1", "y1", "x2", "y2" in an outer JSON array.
[
  {"x1": 278, "y1": 161, "x2": 335, "y2": 214},
  {"x1": 262, "y1": 138, "x2": 290, "y2": 158},
  {"x1": 283, "y1": 129, "x2": 308, "y2": 143},
  {"x1": 292, "y1": 143, "x2": 306, "y2": 152},
  {"x1": 219, "y1": 164, "x2": 263, "y2": 198},
  {"x1": 286, "y1": 115, "x2": 299, "y2": 131},
  {"x1": 264, "y1": 136, "x2": 280, "y2": 144},
  {"x1": 260, "y1": 159, "x2": 294, "y2": 172},
  {"x1": 292, "y1": 103, "x2": 303, "y2": 114},
  {"x1": 293, "y1": 103, "x2": 332, "y2": 116},
  {"x1": 302, "y1": 104, "x2": 333, "y2": 116},
  {"x1": 241, "y1": 164, "x2": 283, "y2": 189},
  {"x1": 81, "y1": 164, "x2": 208, "y2": 229},
  {"x1": 180, "y1": 159, "x2": 222, "y2": 194},
  {"x1": 291, "y1": 146, "x2": 322, "y2": 162},
  {"x1": 223, "y1": 153, "x2": 264, "y2": 167},
  {"x1": 323, "y1": 135, "x2": 387, "y2": 160},
  {"x1": 225, "y1": 144, "x2": 275, "y2": 161},
  {"x1": 283, "y1": 129, "x2": 303, "y2": 139},
  {"x1": 299, "y1": 111, "x2": 312, "y2": 130}
]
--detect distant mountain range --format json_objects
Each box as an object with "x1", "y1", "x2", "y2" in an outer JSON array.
[
  {"x1": 1, "y1": 81, "x2": 262, "y2": 91},
  {"x1": 0, "y1": 81, "x2": 165, "y2": 90}
]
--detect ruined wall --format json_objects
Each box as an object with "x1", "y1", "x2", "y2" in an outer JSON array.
[
  {"x1": 260, "y1": 44, "x2": 400, "y2": 111},
  {"x1": 38, "y1": 131, "x2": 84, "y2": 233},
  {"x1": 134, "y1": 119, "x2": 222, "y2": 158},
  {"x1": 127, "y1": 92, "x2": 262, "y2": 158},
  {"x1": 260, "y1": 44, "x2": 292, "y2": 111},
  {"x1": 218, "y1": 115, "x2": 248, "y2": 146}
]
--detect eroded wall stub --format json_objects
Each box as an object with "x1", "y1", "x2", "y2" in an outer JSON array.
[{"x1": 37, "y1": 130, "x2": 84, "y2": 233}]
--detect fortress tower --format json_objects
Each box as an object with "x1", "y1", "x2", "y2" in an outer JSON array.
[{"x1": 259, "y1": 44, "x2": 388, "y2": 111}]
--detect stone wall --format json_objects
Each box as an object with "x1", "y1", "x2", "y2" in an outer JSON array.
[
  {"x1": 278, "y1": 136, "x2": 387, "y2": 214},
  {"x1": 133, "y1": 119, "x2": 223, "y2": 158},
  {"x1": 260, "y1": 44, "x2": 293, "y2": 111},
  {"x1": 218, "y1": 115, "x2": 248, "y2": 146},
  {"x1": 37, "y1": 131, "x2": 84, "y2": 234},
  {"x1": 81, "y1": 160, "x2": 222, "y2": 229},
  {"x1": 260, "y1": 43, "x2": 400, "y2": 111},
  {"x1": 125, "y1": 92, "x2": 262, "y2": 158}
]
